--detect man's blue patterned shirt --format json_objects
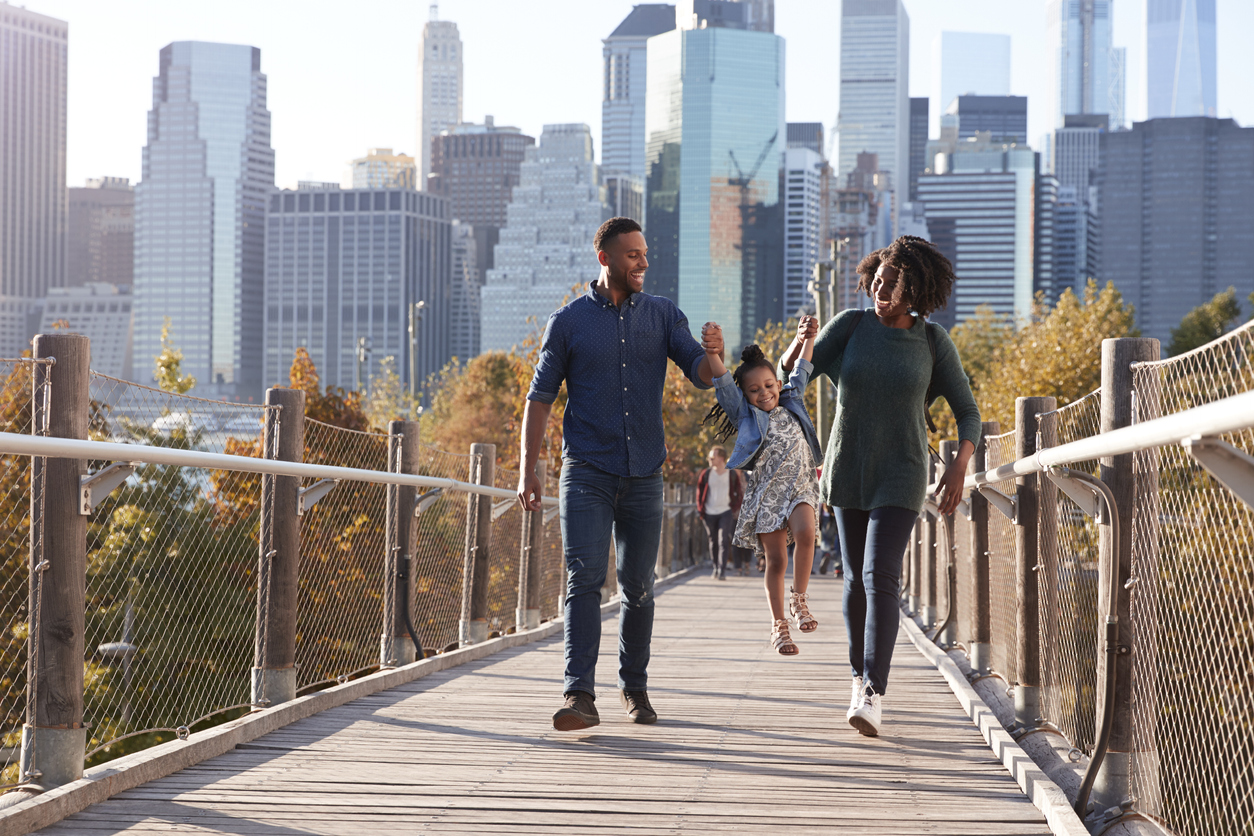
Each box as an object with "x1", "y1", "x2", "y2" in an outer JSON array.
[{"x1": 527, "y1": 283, "x2": 711, "y2": 478}]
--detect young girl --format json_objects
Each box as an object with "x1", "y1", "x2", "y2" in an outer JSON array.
[{"x1": 700, "y1": 317, "x2": 823, "y2": 655}]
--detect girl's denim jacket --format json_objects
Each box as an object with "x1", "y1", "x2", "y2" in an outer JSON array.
[{"x1": 712, "y1": 357, "x2": 823, "y2": 471}]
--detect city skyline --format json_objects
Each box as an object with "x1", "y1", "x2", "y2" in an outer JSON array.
[{"x1": 35, "y1": 0, "x2": 1254, "y2": 191}]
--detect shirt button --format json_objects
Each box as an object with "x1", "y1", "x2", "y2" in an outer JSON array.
[{"x1": 623, "y1": 387, "x2": 627, "y2": 391}]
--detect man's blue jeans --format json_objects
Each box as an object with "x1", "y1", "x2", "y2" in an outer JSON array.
[{"x1": 560, "y1": 458, "x2": 663, "y2": 697}]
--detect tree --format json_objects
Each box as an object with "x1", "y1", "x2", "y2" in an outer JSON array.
[
  {"x1": 363, "y1": 356, "x2": 419, "y2": 430},
  {"x1": 931, "y1": 280, "x2": 1139, "y2": 438},
  {"x1": 1167, "y1": 287, "x2": 1251, "y2": 357},
  {"x1": 153, "y1": 318, "x2": 196, "y2": 394}
]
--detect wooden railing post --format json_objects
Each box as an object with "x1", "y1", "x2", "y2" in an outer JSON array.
[
  {"x1": 907, "y1": 521, "x2": 921, "y2": 615},
  {"x1": 459, "y1": 443, "x2": 494, "y2": 646},
  {"x1": 967, "y1": 420, "x2": 999, "y2": 675},
  {"x1": 937, "y1": 440, "x2": 959, "y2": 646},
  {"x1": 516, "y1": 460, "x2": 546, "y2": 631},
  {"x1": 1014, "y1": 396, "x2": 1054, "y2": 728},
  {"x1": 382, "y1": 420, "x2": 420, "y2": 666},
  {"x1": 920, "y1": 457, "x2": 938, "y2": 629},
  {"x1": 252, "y1": 387, "x2": 304, "y2": 708},
  {"x1": 1092, "y1": 337, "x2": 1159, "y2": 810},
  {"x1": 22, "y1": 334, "x2": 89, "y2": 789}
]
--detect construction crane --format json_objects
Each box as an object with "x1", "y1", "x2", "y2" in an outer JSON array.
[{"x1": 727, "y1": 130, "x2": 779, "y2": 197}]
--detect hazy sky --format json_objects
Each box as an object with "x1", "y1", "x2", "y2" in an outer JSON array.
[{"x1": 30, "y1": 0, "x2": 1254, "y2": 189}]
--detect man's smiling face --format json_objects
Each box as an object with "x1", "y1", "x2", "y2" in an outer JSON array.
[{"x1": 601, "y1": 230, "x2": 649, "y2": 294}]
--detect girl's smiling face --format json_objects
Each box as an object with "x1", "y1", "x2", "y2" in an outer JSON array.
[{"x1": 740, "y1": 365, "x2": 780, "y2": 411}]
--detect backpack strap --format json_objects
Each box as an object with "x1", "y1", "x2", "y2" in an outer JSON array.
[
  {"x1": 842, "y1": 310, "x2": 865, "y2": 351},
  {"x1": 924, "y1": 321, "x2": 938, "y2": 433}
]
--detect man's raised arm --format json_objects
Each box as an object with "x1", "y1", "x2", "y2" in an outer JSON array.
[{"x1": 517, "y1": 399, "x2": 553, "y2": 512}]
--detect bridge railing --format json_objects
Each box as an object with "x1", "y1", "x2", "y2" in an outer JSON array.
[
  {"x1": 0, "y1": 333, "x2": 704, "y2": 794},
  {"x1": 909, "y1": 322, "x2": 1254, "y2": 836}
]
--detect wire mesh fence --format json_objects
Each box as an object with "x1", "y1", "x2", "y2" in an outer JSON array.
[
  {"x1": 1127, "y1": 321, "x2": 1254, "y2": 836},
  {"x1": 0, "y1": 359, "x2": 50, "y2": 787},
  {"x1": 295, "y1": 419, "x2": 392, "y2": 692},
  {"x1": 538, "y1": 468, "x2": 564, "y2": 621},
  {"x1": 985, "y1": 431, "x2": 1019, "y2": 686},
  {"x1": 411, "y1": 443, "x2": 471, "y2": 655},
  {"x1": 485, "y1": 463, "x2": 522, "y2": 635},
  {"x1": 81, "y1": 375, "x2": 271, "y2": 765},
  {"x1": 1036, "y1": 389, "x2": 1103, "y2": 755}
]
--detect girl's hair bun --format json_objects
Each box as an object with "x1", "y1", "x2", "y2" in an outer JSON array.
[{"x1": 740, "y1": 344, "x2": 766, "y2": 364}]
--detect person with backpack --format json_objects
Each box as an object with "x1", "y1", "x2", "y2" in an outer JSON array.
[{"x1": 782, "y1": 235, "x2": 980, "y2": 737}]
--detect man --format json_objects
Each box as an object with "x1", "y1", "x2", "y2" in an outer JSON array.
[
  {"x1": 517, "y1": 216, "x2": 723, "y2": 731},
  {"x1": 697, "y1": 446, "x2": 741, "y2": 580}
]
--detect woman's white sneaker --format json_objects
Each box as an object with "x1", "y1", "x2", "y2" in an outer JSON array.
[
  {"x1": 849, "y1": 686, "x2": 882, "y2": 737},
  {"x1": 846, "y1": 676, "x2": 865, "y2": 721}
]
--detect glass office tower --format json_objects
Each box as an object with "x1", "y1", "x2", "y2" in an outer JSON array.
[
  {"x1": 1147, "y1": 0, "x2": 1217, "y2": 119},
  {"x1": 645, "y1": 25, "x2": 785, "y2": 352},
  {"x1": 135, "y1": 42, "x2": 274, "y2": 400}
]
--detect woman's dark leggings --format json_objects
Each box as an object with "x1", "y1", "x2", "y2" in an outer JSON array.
[{"x1": 835, "y1": 506, "x2": 919, "y2": 696}]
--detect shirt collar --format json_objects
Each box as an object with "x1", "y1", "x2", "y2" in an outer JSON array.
[{"x1": 587, "y1": 281, "x2": 638, "y2": 309}]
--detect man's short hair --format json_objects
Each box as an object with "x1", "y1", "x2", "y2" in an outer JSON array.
[
  {"x1": 708, "y1": 446, "x2": 728, "y2": 460},
  {"x1": 593, "y1": 217, "x2": 642, "y2": 253}
]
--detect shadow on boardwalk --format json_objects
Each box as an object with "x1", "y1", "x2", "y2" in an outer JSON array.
[{"x1": 37, "y1": 572, "x2": 1051, "y2": 835}]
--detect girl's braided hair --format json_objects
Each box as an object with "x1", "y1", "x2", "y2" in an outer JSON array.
[
  {"x1": 701, "y1": 344, "x2": 775, "y2": 443},
  {"x1": 856, "y1": 235, "x2": 955, "y2": 318}
]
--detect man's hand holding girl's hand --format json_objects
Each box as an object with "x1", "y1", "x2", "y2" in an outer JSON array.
[{"x1": 701, "y1": 322, "x2": 724, "y2": 357}]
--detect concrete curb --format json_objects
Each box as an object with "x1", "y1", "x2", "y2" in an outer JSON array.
[
  {"x1": 0, "y1": 564, "x2": 701, "y2": 836},
  {"x1": 899, "y1": 612, "x2": 1090, "y2": 836}
]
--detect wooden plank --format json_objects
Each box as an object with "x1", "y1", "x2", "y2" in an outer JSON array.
[{"x1": 35, "y1": 573, "x2": 1052, "y2": 835}]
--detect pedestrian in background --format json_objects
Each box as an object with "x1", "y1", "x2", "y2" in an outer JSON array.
[{"x1": 697, "y1": 446, "x2": 741, "y2": 580}]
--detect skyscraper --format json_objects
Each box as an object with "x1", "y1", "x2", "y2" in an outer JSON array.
[
  {"x1": 917, "y1": 145, "x2": 1037, "y2": 322},
  {"x1": 1053, "y1": 114, "x2": 1107, "y2": 192},
  {"x1": 602, "y1": 4, "x2": 675, "y2": 188},
  {"x1": 787, "y1": 122, "x2": 825, "y2": 156},
  {"x1": 1147, "y1": 0, "x2": 1217, "y2": 119},
  {"x1": 448, "y1": 220, "x2": 479, "y2": 362},
  {"x1": 418, "y1": 5, "x2": 463, "y2": 189},
  {"x1": 0, "y1": 3, "x2": 67, "y2": 357},
  {"x1": 135, "y1": 42, "x2": 274, "y2": 401},
  {"x1": 646, "y1": 4, "x2": 785, "y2": 351},
  {"x1": 1098, "y1": 117, "x2": 1254, "y2": 345},
  {"x1": 350, "y1": 148, "x2": 416, "y2": 190},
  {"x1": 480, "y1": 125, "x2": 609, "y2": 353},
  {"x1": 429, "y1": 118, "x2": 534, "y2": 273},
  {"x1": 262, "y1": 186, "x2": 450, "y2": 393},
  {"x1": 837, "y1": 0, "x2": 909, "y2": 219},
  {"x1": 1047, "y1": 0, "x2": 1121, "y2": 128},
  {"x1": 907, "y1": 98, "x2": 928, "y2": 202},
  {"x1": 946, "y1": 96, "x2": 1028, "y2": 144},
  {"x1": 784, "y1": 147, "x2": 824, "y2": 319},
  {"x1": 930, "y1": 31, "x2": 1011, "y2": 139},
  {"x1": 68, "y1": 178, "x2": 133, "y2": 288}
]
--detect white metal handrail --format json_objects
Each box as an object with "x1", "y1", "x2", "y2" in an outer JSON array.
[
  {"x1": 960, "y1": 389, "x2": 1254, "y2": 490},
  {"x1": 0, "y1": 431, "x2": 559, "y2": 507}
]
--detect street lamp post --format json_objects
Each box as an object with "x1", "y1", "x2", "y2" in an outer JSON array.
[
  {"x1": 355, "y1": 336, "x2": 372, "y2": 395},
  {"x1": 408, "y1": 300, "x2": 425, "y2": 403}
]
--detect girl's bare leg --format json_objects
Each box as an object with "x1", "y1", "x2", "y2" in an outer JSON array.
[
  {"x1": 790, "y1": 503, "x2": 817, "y2": 595},
  {"x1": 759, "y1": 530, "x2": 790, "y2": 621}
]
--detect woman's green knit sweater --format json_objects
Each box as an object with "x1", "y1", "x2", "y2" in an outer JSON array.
[{"x1": 811, "y1": 309, "x2": 982, "y2": 514}]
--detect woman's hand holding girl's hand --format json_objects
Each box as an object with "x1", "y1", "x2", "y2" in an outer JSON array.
[{"x1": 797, "y1": 315, "x2": 818, "y2": 342}]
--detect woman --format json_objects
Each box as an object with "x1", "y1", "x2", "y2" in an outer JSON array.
[
  {"x1": 697, "y1": 445, "x2": 743, "y2": 580},
  {"x1": 785, "y1": 235, "x2": 980, "y2": 737}
]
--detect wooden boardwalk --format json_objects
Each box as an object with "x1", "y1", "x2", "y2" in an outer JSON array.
[{"x1": 38, "y1": 571, "x2": 1051, "y2": 835}]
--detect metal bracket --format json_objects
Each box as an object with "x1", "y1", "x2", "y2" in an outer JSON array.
[
  {"x1": 1045, "y1": 468, "x2": 1105, "y2": 522},
  {"x1": 1183, "y1": 435, "x2": 1254, "y2": 512},
  {"x1": 414, "y1": 488, "x2": 443, "y2": 517},
  {"x1": 80, "y1": 462, "x2": 138, "y2": 514},
  {"x1": 297, "y1": 478, "x2": 340, "y2": 516},
  {"x1": 491, "y1": 499, "x2": 514, "y2": 521},
  {"x1": 978, "y1": 485, "x2": 1019, "y2": 524},
  {"x1": 543, "y1": 505, "x2": 561, "y2": 525}
]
